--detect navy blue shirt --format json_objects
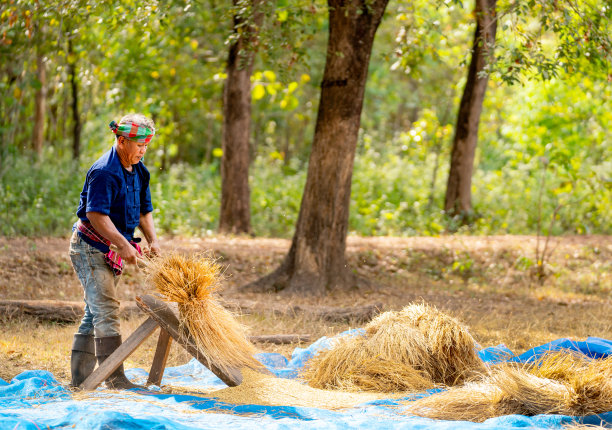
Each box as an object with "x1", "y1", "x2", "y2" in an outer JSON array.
[{"x1": 75, "y1": 146, "x2": 153, "y2": 252}]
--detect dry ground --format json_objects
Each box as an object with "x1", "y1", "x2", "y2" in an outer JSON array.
[{"x1": 0, "y1": 234, "x2": 610, "y2": 385}]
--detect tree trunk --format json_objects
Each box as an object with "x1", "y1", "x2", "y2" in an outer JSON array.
[
  {"x1": 32, "y1": 51, "x2": 46, "y2": 155},
  {"x1": 219, "y1": 0, "x2": 262, "y2": 235},
  {"x1": 243, "y1": 0, "x2": 389, "y2": 295},
  {"x1": 444, "y1": 0, "x2": 497, "y2": 219},
  {"x1": 68, "y1": 38, "x2": 81, "y2": 160}
]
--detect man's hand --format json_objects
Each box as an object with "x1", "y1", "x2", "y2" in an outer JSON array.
[
  {"x1": 139, "y1": 212, "x2": 160, "y2": 257},
  {"x1": 148, "y1": 240, "x2": 161, "y2": 256},
  {"x1": 87, "y1": 211, "x2": 140, "y2": 266},
  {"x1": 115, "y1": 241, "x2": 140, "y2": 265}
]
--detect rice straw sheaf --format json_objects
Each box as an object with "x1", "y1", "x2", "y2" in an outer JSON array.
[
  {"x1": 302, "y1": 303, "x2": 485, "y2": 392},
  {"x1": 523, "y1": 352, "x2": 612, "y2": 416},
  {"x1": 403, "y1": 381, "x2": 505, "y2": 422},
  {"x1": 144, "y1": 252, "x2": 262, "y2": 374},
  {"x1": 302, "y1": 328, "x2": 434, "y2": 392},
  {"x1": 390, "y1": 303, "x2": 487, "y2": 385},
  {"x1": 404, "y1": 351, "x2": 612, "y2": 422}
]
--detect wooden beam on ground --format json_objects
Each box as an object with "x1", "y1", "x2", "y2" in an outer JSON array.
[
  {"x1": 0, "y1": 298, "x2": 381, "y2": 324},
  {"x1": 0, "y1": 299, "x2": 140, "y2": 323},
  {"x1": 223, "y1": 299, "x2": 382, "y2": 323},
  {"x1": 79, "y1": 316, "x2": 158, "y2": 391},
  {"x1": 248, "y1": 334, "x2": 311, "y2": 344}
]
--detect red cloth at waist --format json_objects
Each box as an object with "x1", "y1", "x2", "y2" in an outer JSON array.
[{"x1": 76, "y1": 220, "x2": 141, "y2": 276}]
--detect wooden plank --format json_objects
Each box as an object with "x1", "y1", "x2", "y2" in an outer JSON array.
[
  {"x1": 79, "y1": 317, "x2": 158, "y2": 391},
  {"x1": 146, "y1": 328, "x2": 172, "y2": 387},
  {"x1": 0, "y1": 298, "x2": 378, "y2": 324},
  {"x1": 223, "y1": 299, "x2": 382, "y2": 323},
  {"x1": 137, "y1": 294, "x2": 260, "y2": 387}
]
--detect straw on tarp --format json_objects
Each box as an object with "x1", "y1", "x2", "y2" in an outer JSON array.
[
  {"x1": 301, "y1": 328, "x2": 434, "y2": 392},
  {"x1": 302, "y1": 303, "x2": 486, "y2": 392},
  {"x1": 144, "y1": 252, "x2": 262, "y2": 374},
  {"x1": 404, "y1": 352, "x2": 612, "y2": 422},
  {"x1": 212, "y1": 368, "x2": 387, "y2": 409}
]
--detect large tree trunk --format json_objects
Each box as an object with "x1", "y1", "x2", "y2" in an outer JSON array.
[
  {"x1": 243, "y1": 0, "x2": 389, "y2": 295},
  {"x1": 32, "y1": 50, "x2": 46, "y2": 155},
  {"x1": 219, "y1": 0, "x2": 262, "y2": 235},
  {"x1": 444, "y1": 0, "x2": 497, "y2": 219},
  {"x1": 68, "y1": 38, "x2": 81, "y2": 160}
]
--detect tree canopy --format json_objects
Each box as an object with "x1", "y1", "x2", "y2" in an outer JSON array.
[{"x1": 0, "y1": 0, "x2": 610, "y2": 240}]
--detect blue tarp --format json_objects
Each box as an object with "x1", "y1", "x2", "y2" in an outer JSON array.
[{"x1": 1, "y1": 336, "x2": 611, "y2": 430}]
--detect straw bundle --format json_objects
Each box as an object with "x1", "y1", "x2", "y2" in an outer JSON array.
[
  {"x1": 213, "y1": 368, "x2": 385, "y2": 409},
  {"x1": 492, "y1": 366, "x2": 574, "y2": 416},
  {"x1": 385, "y1": 303, "x2": 487, "y2": 385},
  {"x1": 402, "y1": 381, "x2": 505, "y2": 422},
  {"x1": 404, "y1": 352, "x2": 612, "y2": 422},
  {"x1": 302, "y1": 303, "x2": 485, "y2": 392},
  {"x1": 144, "y1": 252, "x2": 262, "y2": 373},
  {"x1": 302, "y1": 328, "x2": 434, "y2": 392}
]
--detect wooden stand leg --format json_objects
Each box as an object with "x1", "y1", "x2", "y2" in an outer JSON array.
[
  {"x1": 146, "y1": 328, "x2": 172, "y2": 387},
  {"x1": 80, "y1": 317, "x2": 159, "y2": 391}
]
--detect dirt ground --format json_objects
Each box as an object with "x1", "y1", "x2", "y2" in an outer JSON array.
[{"x1": 0, "y1": 234, "x2": 610, "y2": 384}]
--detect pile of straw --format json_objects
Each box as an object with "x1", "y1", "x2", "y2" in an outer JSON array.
[
  {"x1": 404, "y1": 352, "x2": 612, "y2": 422},
  {"x1": 144, "y1": 252, "x2": 262, "y2": 373},
  {"x1": 302, "y1": 303, "x2": 486, "y2": 392},
  {"x1": 213, "y1": 368, "x2": 386, "y2": 409}
]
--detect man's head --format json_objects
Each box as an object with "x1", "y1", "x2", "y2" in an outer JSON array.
[{"x1": 110, "y1": 114, "x2": 155, "y2": 166}]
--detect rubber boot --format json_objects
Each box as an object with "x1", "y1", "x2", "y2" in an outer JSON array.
[
  {"x1": 70, "y1": 333, "x2": 97, "y2": 388},
  {"x1": 94, "y1": 335, "x2": 143, "y2": 390}
]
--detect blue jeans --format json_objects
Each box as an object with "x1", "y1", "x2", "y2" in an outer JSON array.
[{"x1": 69, "y1": 231, "x2": 121, "y2": 337}]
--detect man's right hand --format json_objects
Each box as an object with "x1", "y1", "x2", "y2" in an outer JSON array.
[
  {"x1": 115, "y1": 242, "x2": 139, "y2": 265},
  {"x1": 87, "y1": 211, "x2": 140, "y2": 265}
]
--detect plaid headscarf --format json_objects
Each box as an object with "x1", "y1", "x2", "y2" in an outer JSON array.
[{"x1": 109, "y1": 120, "x2": 155, "y2": 144}]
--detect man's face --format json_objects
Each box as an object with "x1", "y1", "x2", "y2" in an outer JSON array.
[{"x1": 119, "y1": 136, "x2": 149, "y2": 165}]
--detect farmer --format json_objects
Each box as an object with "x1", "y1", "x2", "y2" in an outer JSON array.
[{"x1": 68, "y1": 113, "x2": 160, "y2": 389}]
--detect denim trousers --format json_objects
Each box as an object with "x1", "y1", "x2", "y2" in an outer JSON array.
[{"x1": 69, "y1": 231, "x2": 121, "y2": 337}]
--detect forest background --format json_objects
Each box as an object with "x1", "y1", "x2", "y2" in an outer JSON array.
[{"x1": 0, "y1": 0, "x2": 610, "y2": 240}]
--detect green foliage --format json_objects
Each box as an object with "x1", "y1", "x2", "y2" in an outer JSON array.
[
  {"x1": 1, "y1": 0, "x2": 610, "y2": 239},
  {"x1": 250, "y1": 156, "x2": 305, "y2": 236},
  {"x1": 149, "y1": 163, "x2": 220, "y2": 236},
  {"x1": 0, "y1": 154, "x2": 81, "y2": 236},
  {"x1": 492, "y1": 0, "x2": 612, "y2": 83}
]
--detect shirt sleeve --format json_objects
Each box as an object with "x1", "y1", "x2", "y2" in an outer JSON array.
[
  {"x1": 140, "y1": 185, "x2": 153, "y2": 214},
  {"x1": 85, "y1": 169, "x2": 120, "y2": 215},
  {"x1": 140, "y1": 170, "x2": 154, "y2": 214}
]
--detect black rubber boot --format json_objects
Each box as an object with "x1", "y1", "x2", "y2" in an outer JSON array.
[
  {"x1": 94, "y1": 335, "x2": 143, "y2": 390},
  {"x1": 70, "y1": 333, "x2": 97, "y2": 388}
]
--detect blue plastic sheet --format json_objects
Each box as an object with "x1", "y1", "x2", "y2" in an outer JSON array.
[{"x1": 1, "y1": 337, "x2": 611, "y2": 430}]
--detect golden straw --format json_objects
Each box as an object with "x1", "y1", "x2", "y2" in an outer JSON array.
[
  {"x1": 302, "y1": 303, "x2": 485, "y2": 392},
  {"x1": 404, "y1": 351, "x2": 612, "y2": 422},
  {"x1": 144, "y1": 252, "x2": 262, "y2": 374}
]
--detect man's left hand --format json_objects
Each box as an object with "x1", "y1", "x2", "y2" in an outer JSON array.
[{"x1": 148, "y1": 241, "x2": 161, "y2": 256}]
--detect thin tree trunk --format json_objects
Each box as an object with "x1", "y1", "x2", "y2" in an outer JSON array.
[
  {"x1": 32, "y1": 51, "x2": 46, "y2": 155},
  {"x1": 219, "y1": 0, "x2": 262, "y2": 235},
  {"x1": 243, "y1": 0, "x2": 389, "y2": 295},
  {"x1": 68, "y1": 38, "x2": 81, "y2": 160},
  {"x1": 282, "y1": 118, "x2": 291, "y2": 166},
  {"x1": 444, "y1": 0, "x2": 497, "y2": 219},
  {"x1": 428, "y1": 148, "x2": 442, "y2": 209}
]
